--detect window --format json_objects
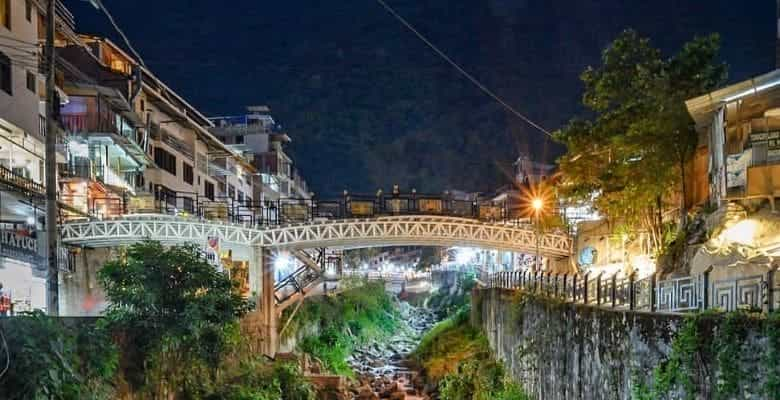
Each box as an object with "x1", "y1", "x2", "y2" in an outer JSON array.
[
  {"x1": 25, "y1": 0, "x2": 31, "y2": 22},
  {"x1": 235, "y1": 135, "x2": 244, "y2": 144},
  {"x1": 154, "y1": 147, "x2": 176, "y2": 176},
  {"x1": 227, "y1": 184, "x2": 235, "y2": 200},
  {"x1": 0, "y1": 52, "x2": 11, "y2": 95},
  {"x1": 237, "y1": 190, "x2": 244, "y2": 203},
  {"x1": 155, "y1": 184, "x2": 176, "y2": 206},
  {"x1": 204, "y1": 181, "x2": 214, "y2": 201},
  {"x1": 25, "y1": 70, "x2": 34, "y2": 92},
  {"x1": 182, "y1": 162, "x2": 194, "y2": 185},
  {"x1": 0, "y1": 0, "x2": 9, "y2": 30}
]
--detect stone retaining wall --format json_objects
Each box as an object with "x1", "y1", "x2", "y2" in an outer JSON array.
[{"x1": 472, "y1": 288, "x2": 773, "y2": 400}]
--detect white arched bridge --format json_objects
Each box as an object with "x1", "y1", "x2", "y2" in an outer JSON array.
[
  {"x1": 60, "y1": 191, "x2": 572, "y2": 356},
  {"x1": 60, "y1": 214, "x2": 572, "y2": 257}
]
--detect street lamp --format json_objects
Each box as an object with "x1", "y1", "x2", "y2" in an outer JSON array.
[{"x1": 532, "y1": 197, "x2": 543, "y2": 272}]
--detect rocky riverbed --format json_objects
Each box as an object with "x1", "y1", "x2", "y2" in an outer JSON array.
[{"x1": 347, "y1": 301, "x2": 438, "y2": 400}]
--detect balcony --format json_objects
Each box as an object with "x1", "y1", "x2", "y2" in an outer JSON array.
[{"x1": 0, "y1": 164, "x2": 45, "y2": 197}]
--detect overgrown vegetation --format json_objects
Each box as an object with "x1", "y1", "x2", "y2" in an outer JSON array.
[
  {"x1": 0, "y1": 312, "x2": 119, "y2": 399},
  {"x1": 426, "y1": 274, "x2": 476, "y2": 317},
  {"x1": 99, "y1": 241, "x2": 251, "y2": 397},
  {"x1": 0, "y1": 241, "x2": 315, "y2": 400},
  {"x1": 632, "y1": 310, "x2": 769, "y2": 400},
  {"x1": 413, "y1": 306, "x2": 529, "y2": 400},
  {"x1": 286, "y1": 281, "x2": 399, "y2": 375}
]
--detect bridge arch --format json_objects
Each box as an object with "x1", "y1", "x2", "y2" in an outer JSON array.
[{"x1": 60, "y1": 214, "x2": 571, "y2": 257}]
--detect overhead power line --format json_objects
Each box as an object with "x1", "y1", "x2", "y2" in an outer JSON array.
[
  {"x1": 372, "y1": 0, "x2": 553, "y2": 138},
  {"x1": 90, "y1": 0, "x2": 146, "y2": 68}
]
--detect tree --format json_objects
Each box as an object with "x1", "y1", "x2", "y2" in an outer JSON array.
[
  {"x1": 555, "y1": 30, "x2": 726, "y2": 252},
  {"x1": 98, "y1": 241, "x2": 249, "y2": 397}
]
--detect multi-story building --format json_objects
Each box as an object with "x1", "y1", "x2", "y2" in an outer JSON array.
[
  {"x1": 56, "y1": 35, "x2": 254, "y2": 222},
  {"x1": 0, "y1": 0, "x2": 80, "y2": 314},
  {"x1": 209, "y1": 106, "x2": 311, "y2": 203},
  {"x1": 54, "y1": 35, "x2": 256, "y2": 315}
]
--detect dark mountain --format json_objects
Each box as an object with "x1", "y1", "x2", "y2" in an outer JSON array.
[{"x1": 64, "y1": 0, "x2": 774, "y2": 196}]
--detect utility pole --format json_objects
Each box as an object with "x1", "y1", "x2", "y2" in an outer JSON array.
[{"x1": 45, "y1": 0, "x2": 58, "y2": 316}]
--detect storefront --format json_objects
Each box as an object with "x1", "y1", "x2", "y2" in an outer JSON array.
[{"x1": 0, "y1": 225, "x2": 46, "y2": 314}]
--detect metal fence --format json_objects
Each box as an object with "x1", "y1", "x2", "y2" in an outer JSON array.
[
  {"x1": 66, "y1": 188, "x2": 538, "y2": 227},
  {"x1": 483, "y1": 266, "x2": 780, "y2": 314}
]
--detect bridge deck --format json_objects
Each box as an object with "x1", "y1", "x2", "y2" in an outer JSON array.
[{"x1": 61, "y1": 214, "x2": 572, "y2": 257}]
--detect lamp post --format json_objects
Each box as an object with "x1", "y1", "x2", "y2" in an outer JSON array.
[{"x1": 532, "y1": 198, "x2": 543, "y2": 271}]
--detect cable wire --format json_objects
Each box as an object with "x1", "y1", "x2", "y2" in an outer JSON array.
[
  {"x1": 373, "y1": 0, "x2": 553, "y2": 138},
  {"x1": 92, "y1": 0, "x2": 146, "y2": 68}
]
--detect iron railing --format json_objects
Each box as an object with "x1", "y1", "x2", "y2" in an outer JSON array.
[
  {"x1": 482, "y1": 266, "x2": 780, "y2": 314},
  {"x1": 67, "y1": 188, "x2": 540, "y2": 227}
]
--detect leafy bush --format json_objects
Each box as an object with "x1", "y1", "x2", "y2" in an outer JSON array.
[
  {"x1": 0, "y1": 311, "x2": 118, "y2": 400},
  {"x1": 206, "y1": 360, "x2": 315, "y2": 400},
  {"x1": 289, "y1": 281, "x2": 399, "y2": 375},
  {"x1": 98, "y1": 241, "x2": 250, "y2": 396},
  {"x1": 413, "y1": 305, "x2": 530, "y2": 399}
]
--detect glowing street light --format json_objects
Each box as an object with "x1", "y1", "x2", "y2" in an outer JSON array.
[
  {"x1": 532, "y1": 198, "x2": 544, "y2": 212},
  {"x1": 531, "y1": 197, "x2": 544, "y2": 272}
]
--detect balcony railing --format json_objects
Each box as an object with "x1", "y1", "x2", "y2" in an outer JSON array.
[
  {"x1": 0, "y1": 164, "x2": 45, "y2": 196},
  {"x1": 70, "y1": 188, "x2": 538, "y2": 229}
]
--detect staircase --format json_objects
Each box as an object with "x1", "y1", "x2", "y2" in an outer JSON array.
[{"x1": 274, "y1": 249, "x2": 326, "y2": 311}]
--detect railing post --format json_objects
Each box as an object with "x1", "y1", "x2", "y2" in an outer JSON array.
[
  {"x1": 650, "y1": 273, "x2": 657, "y2": 312},
  {"x1": 562, "y1": 274, "x2": 568, "y2": 300},
  {"x1": 702, "y1": 266, "x2": 712, "y2": 310},
  {"x1": 545, "y1": 272, "x2": 551, "y2": 295},
  {"x1": 596, "y1": 272, "x2": 603, "y2": 306},
  {"x1": 629, "y1": 271, "x2": 636, "y2": 311},
  {"x1": 767, "y1": 265, "x2": 777, "y2": 314},
  {"x1": 572, "y1": 273, "x2": 578, "y2": 302},
  {"x1": 583, "y1": 272, "x2": 589, "y2": 304},
  {"x1": 611, "y1": 273, "x2": 617, "y2": 308}
]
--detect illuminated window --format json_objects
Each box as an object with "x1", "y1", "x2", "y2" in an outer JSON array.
[{"x1": 0, "y1": 0, "x2": 9, "y2": 30}]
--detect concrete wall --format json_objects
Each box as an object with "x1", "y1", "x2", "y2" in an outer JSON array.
[{"x1": 472, "y1": 288, "x2": 772, "y2": 400}]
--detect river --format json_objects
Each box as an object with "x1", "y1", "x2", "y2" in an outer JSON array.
[{"x1": 346, "y1": 300, "x2": 438, "y2": 400}]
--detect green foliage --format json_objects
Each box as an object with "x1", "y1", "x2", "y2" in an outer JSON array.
[
  {"x1": 205, "y1": 360, "x2": 315, "y2": 400},
  {"x1": 0, "y1": 311, "x2": 119, "y2": 400},
  {"x1": 290, "y1": 281, "x2": 399, "y2": 375},
  {"x1": 98, "y1": 241, "x2": 250, "y2": 395},
  {"x1": 764, "y1": 311, "x2": 780, "y2": 398},
  {"x1": 634, "y1": 310, "x2": 759, "y2": 400},
  {"x1": 556, "y1": 29, "x2": 727, "y2": 252},
  {"x1": 714, "y1": 312, "x2": 748, "y2": 398},
  {"x1": 427, "y1": 274, "x2": 476, "y2": 316},
  {"x1": 414, "y1": 306, "x2": 529, "y2": 399}
]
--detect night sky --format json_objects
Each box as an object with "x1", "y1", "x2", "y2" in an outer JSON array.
[{"x1": 65, "y1": 1, "x2": 775, "y2": 196}]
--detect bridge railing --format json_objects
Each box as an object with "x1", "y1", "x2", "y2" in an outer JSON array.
[
  {"x1": 483, "y1": 266, "x2": 780, "y2": 314},
  {"x1": 65, "y1": 188, "x2": 540, "y2": 227}
]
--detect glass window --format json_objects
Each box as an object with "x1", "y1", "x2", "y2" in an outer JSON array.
[
  {"x1": 0, "y1": 0, "x2": 10, "y2": 30},
  {"x1": 25, "y1": 0, "x2": 31, "y2": 22},
  {"x1": 25, "y1": 70, "x2": 34, "y2": 92},
  {"x1": 0, "y1": 52, "x2": 10, "y2": 95},
  {"x1": 154, "y1": 147, "x2": 177, "y2": 176},
  {"x1": 204, "y1": 181, "x2": 214, "y2": 201},
  {"x1": 182, "y1": 162, "x2": 193, "y2": 185}
]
